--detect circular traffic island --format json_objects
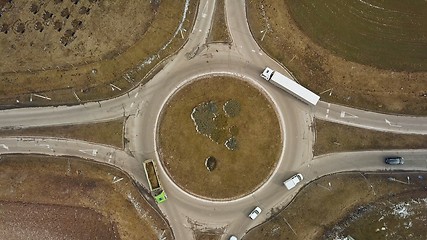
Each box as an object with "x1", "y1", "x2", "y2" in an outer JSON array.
[{"x1": 157, "y1": 76, "x2": 282, "y2": 199}]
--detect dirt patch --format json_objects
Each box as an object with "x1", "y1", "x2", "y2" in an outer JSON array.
[
  {"x1": 158, "y1": 76, "x2": 281, "y2": 199},
  {"x1": 0, "y1": 0, "x2": 156, "y2": 71},
  {"x1": 247, "y1": 0, "x2": 427, "y2": 115},
  {"x1": 0, "y1": 0, "x2": 199, "y2": 107},
  {"x1": 0, "y1": 119, "x2": 124, "y2": 148},
  {"x1": 0, "y1": 201, "x2": 119, "y2": 240},
  {"x1": 0, "y1": 155, "x2": 173, "y2": 240},
  {"x1": 313, "y1": 120, "x2": 427, "y2": 156},
  {"x1": 244, "y1": 172, "x2": 427, "y2": 240}
]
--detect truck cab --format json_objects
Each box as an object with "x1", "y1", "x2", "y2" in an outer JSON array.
[{"x1": 260, "y1": 67, "x2": 274, "y2": 80}]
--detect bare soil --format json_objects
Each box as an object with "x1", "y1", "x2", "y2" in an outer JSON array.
[
  {"x1": 0, "y1": 119, "x2": 124, "y2": 148},
  {"x1": 244, "y1": 172, "x2": 427, "y2": 240},
  {"x1": 0, "y1": 0, "x2": 199, "y2": 106},
  {"x1": 158, "y1": 76, "x2": 281, "y2": 199},
  {"x1": 247, "y1": 0, "x2": 427, "y2": 115},
  {"x1": 0, "y1": 155, "x2": 173, "y2": 240},
  {"x1": 313, "y1": 120, "x2": 427, "y2": 156}
]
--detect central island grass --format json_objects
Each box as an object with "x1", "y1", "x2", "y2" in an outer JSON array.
[{"x1": 158, "y1": 76, "x2": 282, "y2": 199}]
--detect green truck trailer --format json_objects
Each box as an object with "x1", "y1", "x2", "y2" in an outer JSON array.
[{"x1": 143, "y1": 159, "x2": 167, "y2": 203}]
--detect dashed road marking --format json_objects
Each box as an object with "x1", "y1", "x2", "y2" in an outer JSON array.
[{"x1": 79, "y1": 149, "x2": 98, "y2": 156}]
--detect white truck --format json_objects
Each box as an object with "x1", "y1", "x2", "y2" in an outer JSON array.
[
  {"x1": 283, "y1": 173, "x2": 303, "y2": 190},
  {"x1": 260, "y1": 67, "x2": 320, "y2": 106}
]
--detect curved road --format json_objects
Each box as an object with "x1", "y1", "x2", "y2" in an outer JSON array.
[{"x1": 0, "y1": 0, "x2": 426, "y2": 239}]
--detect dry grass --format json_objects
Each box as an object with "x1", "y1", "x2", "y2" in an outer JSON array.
[
  {"x1": 0, "y1": 119, "x2": 124, "y2": 148},
  {"x1": 158, "y1": 76, "x2": 282, "y2": 199},
  {"x1": 244, "y1": 172, "x2": 427, "y2": 240},
  {"x1": 313, "y1": 120, "x2": 427, "y2": 156},
  {"x1": 0, "y1": 155, "x2": 173, "y2": 240},
  {"x1": 247, "y1": 0, "x2": 427, "y2": 115},
  {"x1": 0, "y1": 0, "x2": 199, "y2": 106},
  {"x1": 207, "y1": 0, "x2": 231, "y2": 43}
]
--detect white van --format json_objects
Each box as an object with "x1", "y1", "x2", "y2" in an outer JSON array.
[{"x1": 283, "y1": 173, "x2": 303, "y2": 190}]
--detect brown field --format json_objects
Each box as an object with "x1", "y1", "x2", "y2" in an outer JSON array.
[
  {"x1": 158, "y1": 76, "x2": 281, "y2": 199},
  {"x1": 0, "y1": 201, "x2": 119, "y2": 240},
  {"x1": 0, "y1": 119, "x2": 124, "y2": 148},
  {"x1": 244, "y1": 172, "x2": 427, "y2": 240},
  {"x1": 0, "y1": 155, "x2": 173, "y2": 240},
  {"x1": 314, "y1": 120, "x2": 427, "y2": 156},
  {"x1": 0, "y1": 0, "x2": 199, "y2": 107},
  {"x1": 247, "y1": 0, "x2": 427, "y2": 115}
]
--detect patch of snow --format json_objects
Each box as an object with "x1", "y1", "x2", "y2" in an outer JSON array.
[
  {"x1": 392, "y1": 202, "x2": 412, "y2": 218},
  {"x1": 138, "y1": 0, "x2": 191, "y2": 70}
]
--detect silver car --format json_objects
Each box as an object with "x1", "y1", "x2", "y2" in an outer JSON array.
[{"x1": 385, "y1": 157, "x2": 404, "y2": 165}]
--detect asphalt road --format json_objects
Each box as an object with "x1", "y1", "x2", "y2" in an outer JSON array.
[{"x1": 0, "y1": 0, "x2": 426, "y2": 239}]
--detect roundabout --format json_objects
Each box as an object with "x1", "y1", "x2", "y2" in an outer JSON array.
[
  {"x1": 4, "y1": 0, "x2": 426, "y2": 239},
  {"x1": 157, "y1": 76, "x2": 282, "y2": 199}
]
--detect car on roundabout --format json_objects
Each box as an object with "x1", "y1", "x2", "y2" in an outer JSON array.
[
  {"x1": 229, "y1": 235, "x2": 238, "y2": 240},
  {"x1": 248, "y1": 206, "x2": 262, "y2": 220}
]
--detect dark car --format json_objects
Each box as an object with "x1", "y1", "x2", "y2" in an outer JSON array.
[{"x1": 385, "y1": 157, "x2": 404, "y2": 165}]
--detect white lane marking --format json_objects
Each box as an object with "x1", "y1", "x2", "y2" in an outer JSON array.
[
  {"x1": 325, "y1": 114, "x2": 329, "y2": 118},
  {"x1": 130, "y1": 102, "x2": 134, "y2": 108},
  {"x1": 326, "y1": 109, "x2": 330, "y2": 114},
  {"x1": 258, "y1": 52, "x2": 262, "y2": 55},
  {"x1": 328, "y1": 103, "x2": 331, "y2": 107},
  {"x1": 201, "y1": 0, "x2": 209, "y2": 18},
  {"x1": 251, "y1": 49, "x2": 256, "y2": 53},
  {"x1": 79, "y1": 149, "x2": 98, "y2": 156},
  {"x1": 385, "y1": 119, "x2": 402, "y2": 128},
  {"x1": 340, "y1": 111, "x2": 358, "y2": 118},
  {"x1": 39, "y1": 144, "x2": 50, "y2": 148},
  {"x1": 134, "y1": 92, "x2": 139, "y2": 98},
  {"x1": 0, "y1": 144, "x2": 9, "y2": 150}
]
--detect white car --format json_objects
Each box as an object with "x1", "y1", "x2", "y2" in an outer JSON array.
[
  {"x1": 229, "y1": 236, "x2": 238, "y2": 240},
  {"x1": 248, "y1": 206, "x2": 262, "y2": 220}
]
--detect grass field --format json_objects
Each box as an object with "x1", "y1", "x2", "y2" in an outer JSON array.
[
  {"x1": 158, "y1": 76, "x2": 281, "y2": 199},
  {"x1": 287, "y1": 0, "x2": 427, "y2": 72},
  {"x1": 0, "y1": 0, "x2": 199, "y2": 106},
  {"x1": 314, "y1": 120, "x2": 427, "y2": 156},
  {"x1": 0, "y1": 155, "x2": 173, "y2": 240},
  {"x1": 244, "y1": 172, "x2": 427, "y2": 240},
  {"x1": 0, "y1": 119, "x2": 124, "y2": 148},
  {"x1": 207, "y1": 0, "x2": 231, "y2": 43},
  {"x1": 247, "y1": 0, "x2": 427, "y2": 115}
]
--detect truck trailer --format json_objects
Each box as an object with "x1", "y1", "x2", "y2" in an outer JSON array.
[
  {"x1": 143, "y1": 159, "x2": 167, "y2": 203},
  {"x1": 260, "y1": 67, "x2": 320, "y2": 106}
]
